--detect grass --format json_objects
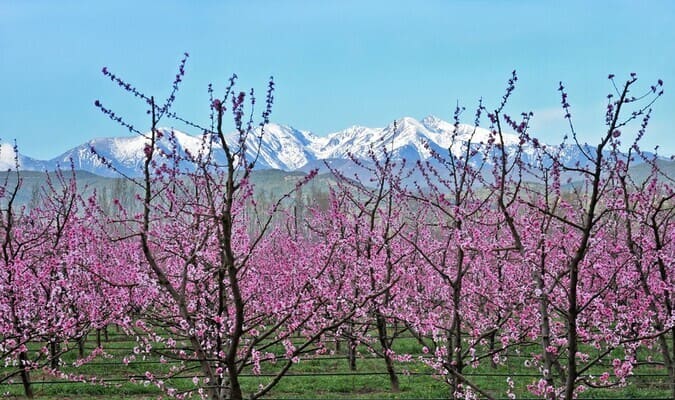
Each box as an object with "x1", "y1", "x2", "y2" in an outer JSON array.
[{"x1": 1, "y1": 331, "x2": 671, "y2": 399}]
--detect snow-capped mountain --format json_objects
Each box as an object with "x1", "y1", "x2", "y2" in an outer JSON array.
[
  {"x1": 39, "y1": 124, "x2": 318, "y2": 177},
  {"x1": 246, "y1": 124, "x2": 318, "y2": 170},
  {"x1": 1, "y1": 116, "x2": 655, "y2": 180},
  {"x1": 310, "y1": 116, "x2": 520, "y2": 162}
]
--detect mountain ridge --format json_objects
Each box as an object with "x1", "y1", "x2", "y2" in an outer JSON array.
[{"x1": 3, "y1": 116, "x2": 667, "y2": 179}]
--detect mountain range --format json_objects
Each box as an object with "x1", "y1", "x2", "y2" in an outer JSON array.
[{"x1": 3, "y1": 116, "x2": 671, "y2": 182}]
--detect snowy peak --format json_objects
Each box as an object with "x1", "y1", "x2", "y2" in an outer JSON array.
[
  {"x1": 313, "y1": 116, "x2": 441, "y2": 160},
  {"x1": 42, "y1": 125, "x2": 321, "y2": 177},
  {"x1": 315, "y1": 116, "x2": 521, "y2": 163},
  {"x1": 311, "y1": 125, "x2": 382, "y2": 159},
  {"x1": 55, "y1": 131, "x2": 160, "y2": 177},
  {"x1": 245, "y1": 123, "x2": 317, "y2": 170},
  {"x1": 1, "y1": 116, "x2": 536, "y2": 177},
  {"x1": 4, "y1": 116, "x2": 631, "y2": 179}
]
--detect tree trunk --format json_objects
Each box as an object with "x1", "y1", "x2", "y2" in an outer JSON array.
[
  {"x1": 78, "y1": 335, "x2": 85, "y2": 358},
  {"x1": 536, "y1": 260, "x2": 563, "y2": 398},
  {"x1": 18, "y1": 350, "x2": 33, "y2": 398},
  {"x1": 488, "y1": 331, "x2": 497, "y2": 369},
  {"x1": 375, "y1": 313, "x2": 399, "y2": 391},
  {"x1": 347, "y1": 322, "x2": 357, "y2": 371},
  {"x1": 348, "y1": 339, "x2": 357, "y2": 371},
  {"x1": 49, "y1": 339, "x2": 60, "y2": 370},
  {"x1": 564, "y1": 260, "x2": 580, "y2": 400}
]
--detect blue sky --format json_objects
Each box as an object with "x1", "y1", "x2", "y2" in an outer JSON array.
[{"x1": 1, "y1": 0, "x2": 674, "y2": 160}]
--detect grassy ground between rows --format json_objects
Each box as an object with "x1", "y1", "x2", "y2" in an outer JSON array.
[{"x1": 1, "y1": 331, "x2": 671, "y2": 399}]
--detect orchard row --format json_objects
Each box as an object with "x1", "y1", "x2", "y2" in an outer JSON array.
[{"x1": 0, "y1": 59, "x2": 672, "y2": 400}]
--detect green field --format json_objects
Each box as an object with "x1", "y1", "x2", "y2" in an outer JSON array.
[{"x1": 1, "y1": 329, "x2": 671, "y2": 399}]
